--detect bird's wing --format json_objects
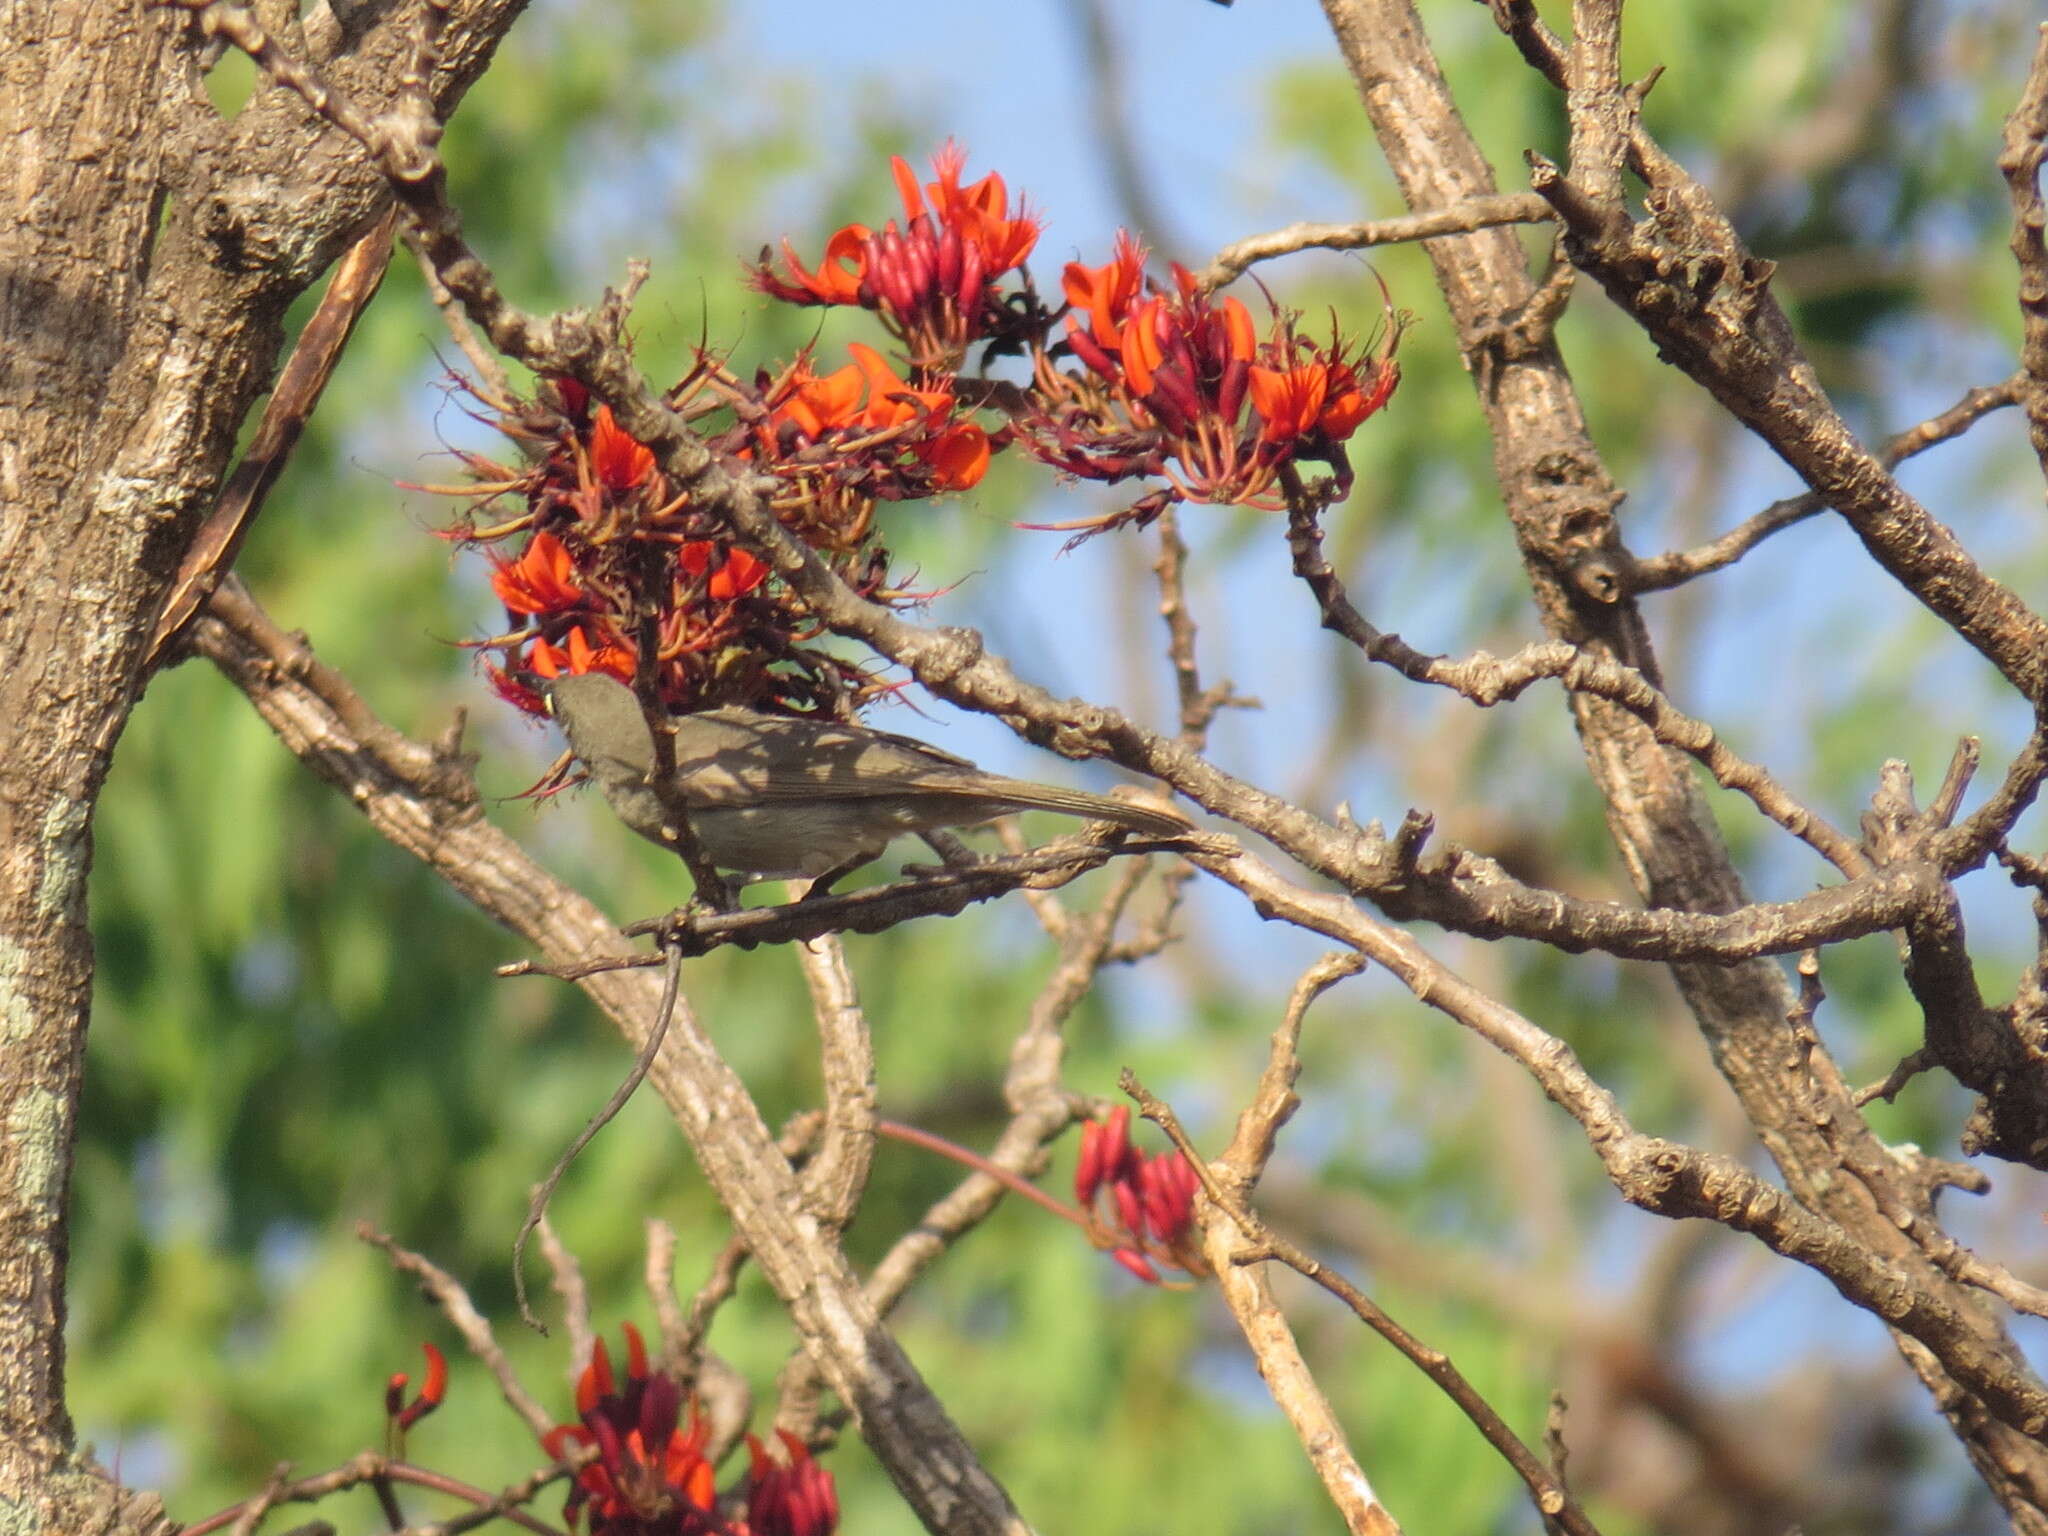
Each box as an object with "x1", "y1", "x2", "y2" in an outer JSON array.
[{"x1": 674, "y1": 707, "x2": 987, "y2": 804}]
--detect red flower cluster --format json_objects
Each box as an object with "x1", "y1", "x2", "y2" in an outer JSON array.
[
  {"x1": 541, "y1": 1324, "x2": 837, "y2": 1536},
  {"x1": 752, "y1": 141, "x2": 1042, "y2": 372},
  {"x1": 1074, "y1": 1105, "x2": 1205, "y2": 1284},
  {"x1": 441, "y1": 142, "x2": 1401, "y2": 722},
  {"x1": 1023, "y1": 245, "x2": 1403, "y2": 530},
  {"x1": 742, "y1": 343, "x2": 991, "y2": 544},
  {"x1": 748, "y1": 149, "x2": 1402, "y2": 540},
  {"x1": 447, "y1": 357, "x2": 968, "y2": 718}
]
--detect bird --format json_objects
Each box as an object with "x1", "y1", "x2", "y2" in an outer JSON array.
[{"x1": 545, "y1": 672, "x2": 1191, "y2": 891}]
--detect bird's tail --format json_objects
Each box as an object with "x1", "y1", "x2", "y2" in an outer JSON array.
[{"x1": 985, "y1": 783, "x2": 1192, "y2": 839}]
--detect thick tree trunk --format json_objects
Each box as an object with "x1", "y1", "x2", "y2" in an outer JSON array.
[
  {"x1": 0, "y1": 2, "x2": 523, "y2": 1525},
  {"x1": 1, "y1": 3, "x2": 186, "y2": 1528}
]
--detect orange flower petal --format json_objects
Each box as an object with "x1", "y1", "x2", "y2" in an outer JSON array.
[
  {"x1": 577, "y1": 1336, "x2": 613, "y2": 1414},
  {"x1": 781, "y1": 361, "x2": 866, "y2": 438},
  {"x1": 711, "y1": 547, "x2": 769, "y2": 600},
  {"x1": 1221, "y1": 297, "x2": 1258, "y2": 363},
  {"x1": 1120, "y1": 299, "x2": 1166, "y2": 396},
  {"x1": 848, "y1": 341, "x2": 946, "y2": 428},
  {"x1": 892, "y1": 154, "x2": 926, "y2": 222},
  {"x1": 492, "y1": 531, "x2": 583, "y2": 615},
  {"x1": 1249, "y1": 364, "x2": 1328, "y2": 443},
  {"x1": 590, "y1": 406, "x2": 655, "y2": 492},
  {"x1": 920, "y1": 424, "x2": 991, "y2": 490}
]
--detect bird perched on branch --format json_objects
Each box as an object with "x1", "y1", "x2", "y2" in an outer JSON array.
[{"x1": 545, "y1": 673, "x2": 1191, "y2": 892}]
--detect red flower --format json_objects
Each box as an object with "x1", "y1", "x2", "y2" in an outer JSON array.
[
  {"x1": 1311, "y1": 351, "x2": 1400, "y2": 439},
  {"x1": 756, "y1": 225, "x2": 871, "y2": 307},
  {"x1": 678, "y1": 541, "x2": 769, "y2": 601},
  {"x1": 751, "y1": 144, "x2": 1042, "y2": 370},
  {"x1": 761, "y1": 345, "x2": 991, "y2": 493},
  {"x1": 541, "y1": 1324, "x2": 720, "y2": 1536},
  {"x1": 901, "y1": 139, "x2": 1039, "y2": 277},
  {"x1": 1247, "y1": 320, "x2": 1400, "y2": 449},
  {"x1": 1246, "y1": 363, "x2": 1331, "y2": 446},
  {"x1": 744, "y1": 1430, "x2": 839, "y2": 1536},
  {"x1": 492, "y1": 531, "x2": 585, "y2": 616},
  {"x1": 529, "y1": 624, "x2": 637, "y2": 684},
  {"x1": 591, "y1": 406, "x2": 657, "y2": 492}
]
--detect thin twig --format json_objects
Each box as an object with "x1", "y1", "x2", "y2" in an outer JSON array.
[
  {"x1": 791, "y1": 924, "x2": 877, "y2": 1236},
  {"x1": 1127, "y1": 1073, "x2": 1599, "y2": 1536},
  {"x1": 533, "y1": 1216, "x2": 592, "y2": 1367},
  {"x1": 1633, "y1": 374, "x2": 2028, "y2": 590},
  {"x1": 1197, "y1": 194, "x2": 1555, "y2": 291},
  {"x1": 1122, "y1": 1074, "x2": 1406, "y2": 1536},
  {"x1": 406, "y1": 226, "x2": 514, "y2": 407},
  {"x1": 185, "y1": 1455, "x2": 567, "y2": 1536},
  {"x1": 1284, "y1": 493, "x2": 1869, "y2": 877},
  {"x1": 1219, "y1": 952, "x2": 1364, "y2": 1182},
  {"x1": 1853, "y1": 1049, "x2": 1933, "y2": 1108},
  {"x1": 508, "y1": 833, "x2": 1218, "y2": 968},
  {"x1": 394, "y1": 1455, "x2": 582, "y2": 1536},
  {"x1": 1153, "y1": 507, "x2": 1248, "y2": 748},
  {"x1": 512, "y1": 941, "x2": 684, "y2": 1333},
  {"x1": 1188, "y1": 841, "x2": 2048, "y2": 1439},
  {"x1": 227, "y1": 1463, "x2": 295, "y2": 1536},
  {"x1": 643, "y1": 1219, "x2": 689, "y2": 1371}
]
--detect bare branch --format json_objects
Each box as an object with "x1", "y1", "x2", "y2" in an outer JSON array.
[
  {"x1": 1284, "y1": 493, "x2": 1868, "y2": 876},
  {"x1": 1189, "y1": 843, "x2": 2048, "y2": 1441},
  {"x1": 1125, "y1": 1075, "x2": 1600, "y2": 1536},
  {"x1": 193, "y1": 587, "x2": 1036, "y2": 1535},
  {"x1": 791, "y1": 928, "x2": 876, "y2": 1237},
  {"x1": 1128, "y1": 1076, "x2": 1401, "y2": 1536},
  {"x1": 1217, "y1": 952, "x2": 1363, "y2": 1183},
  {"x1": 1197, "y1": 194, "x2": 1555, "y2": 291},
  {"x1": 185, "y1": 1454, "x2": 567, "y2": 1536},
  {"x1": 531, "y1": 1214, "x2": 593, "y2": 1362},
  {"x1": 1633, "y1": 374, "x2": 2026, "y2": 591}
]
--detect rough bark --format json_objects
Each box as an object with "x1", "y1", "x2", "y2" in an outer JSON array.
[{"x1": 0, "y1": 1, "x2": 523, "y2": 1526}]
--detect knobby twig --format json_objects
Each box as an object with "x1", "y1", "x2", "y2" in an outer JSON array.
[
  {"x1": 1126, "y1": 1063, "x2": 1404, "y2": 1535},
  {"x1": 1153, "y1": 508, "x2": 1251, "y2": 747},
  {"x1": 1283, "y1": 489, "x2": 1869, "y2": 877},
  {"x1": 1189, "y1": 840, "x2": 2048, "y2": 1439},
  {"x1": 780, "y1": 847, "x2": 1163, "y2": 1436},
  {"x1": 532, "y1": 1215, "x2": 592, "y2": 1366},
  {"x1": 791, "y1": 923, "x2": 877, "y2": 1238}
]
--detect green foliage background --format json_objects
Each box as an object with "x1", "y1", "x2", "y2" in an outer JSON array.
[{"x1": 78, "y1": 2, "x2": 2048, "y2": 1532}]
